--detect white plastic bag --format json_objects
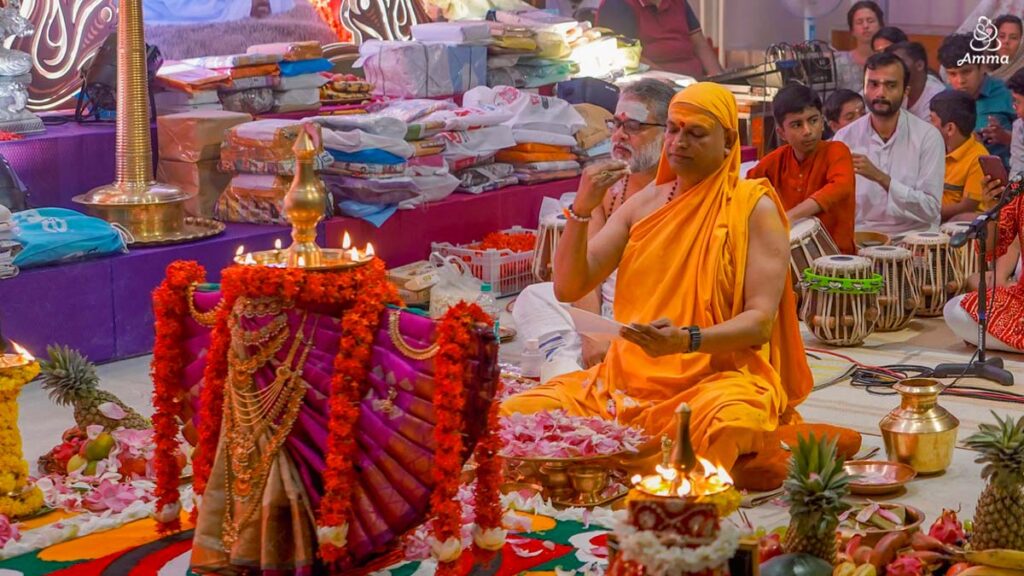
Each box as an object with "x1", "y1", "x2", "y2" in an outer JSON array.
[{"x1": 429, "y1": 252, "x2": 483, "y2": 318}]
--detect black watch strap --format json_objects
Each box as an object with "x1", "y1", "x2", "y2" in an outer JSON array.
[{"x1": 687, "y1": 325, "x2": 702, "y2": 352}]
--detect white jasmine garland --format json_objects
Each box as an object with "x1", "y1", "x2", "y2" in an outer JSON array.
[{"x1": 615, "y1": 521, "x2": 740, "y2": 576}]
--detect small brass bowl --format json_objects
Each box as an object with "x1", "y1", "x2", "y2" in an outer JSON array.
[
  {"x1": 568, "y1": 465, "x2": 610, "y2": 505},
  {"x1": 852, "y1": 504, "x2": 925, "y2": 547},
  {"x1": 500, "y1": 481, "x2": 545, "y2": 500},
  {"x1": 844, "y1": 460, "x2": 917, "y2": 495}
]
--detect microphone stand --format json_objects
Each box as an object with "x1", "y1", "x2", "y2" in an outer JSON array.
[{"x1": 931, "y1": 186, "x2": 1018, "y2": 386}]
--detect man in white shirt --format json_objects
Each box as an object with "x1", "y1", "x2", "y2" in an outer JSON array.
[
  {"x1": 834, "y1": 51, "x2": 945, "y2": 236},
  {"x1": 886, "y1": 41, "x2": 946, "y2": 122},
  {"x1": 1005, "y1": 69, "x2": 1024, "y2": 178}
]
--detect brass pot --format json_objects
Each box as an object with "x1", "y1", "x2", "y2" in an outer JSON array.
[{"x1": 879, "y1": 378, "x2": 959, "y2": 474}]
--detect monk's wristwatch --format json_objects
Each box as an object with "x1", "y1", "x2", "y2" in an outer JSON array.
[{"x1": 686, "y1": 326, "x2": 702, "y2": 352}]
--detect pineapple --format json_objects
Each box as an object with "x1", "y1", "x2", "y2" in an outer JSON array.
[
  {"x1": 39, "y1": 345, "x2": 149, "y2": 431},
  {"x1": 965, "y1": 412, "x2": 1024, "y2": 551},
  {"x1": 782, "y1": 432, "x2": 853, "y2": 564}
]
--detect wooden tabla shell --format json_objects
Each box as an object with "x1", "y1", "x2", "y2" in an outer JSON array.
[
  {"x1": 790, "y1": 218, "x2": 840, "y2": 300},
  {"x1": 859, "y1": 245, "x2": 919, "y2": 332},
  {"x1": 901, "y1": 231, "x2": 957, "y2": 317},
  {"x1": 940, "y1": 221, "x2": 976, "y2": 294},
  {"x1": 802, "y1": 255, "x2": 880, "y2": 346},
  {"x1": 532, "y1": 214, "x2": 566, "y2": 282}
]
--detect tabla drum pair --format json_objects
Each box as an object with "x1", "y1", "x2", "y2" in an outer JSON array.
[
  {"x1": 789, "y1": 218, "x2": 839, "y2": 303},
  {"x1": 533, "y1": 213, "x2": 566, "y2": 282},
  {"x1": 901, "y1": 231, "x2": 959, "y2": 316},
  {"x1": 802, "y1": 255, "x2": 882, "y2": 346},
  {"x1": 859, "y1": 245, "x2": 920, "y2": 332}
]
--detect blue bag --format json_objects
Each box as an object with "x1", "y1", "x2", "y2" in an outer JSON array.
[{"x1": 12, "y1": 208, "x2": 128, "y2": 269}]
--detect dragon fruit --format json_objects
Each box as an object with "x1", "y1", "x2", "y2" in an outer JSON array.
[
  {"x1": 886, "y1": 556, "x2": 926, "y2": 576},
  {"x1": 928, "y1": 509, "x2": 965, "y2": 546}
]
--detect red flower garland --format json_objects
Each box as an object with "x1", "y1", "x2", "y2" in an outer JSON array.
[
  {"x1": 150, "y1": 261, "x2": 207, "y2": 532},
  {"x1": 432, "y1": 302, "x2": 492, "y2": 575},
  {"x1": 473, "y1": 386, "x2": 504, "y2": 538},
  {"x1": 317, "y1": 265, "x2": 396, "y2": 563}
]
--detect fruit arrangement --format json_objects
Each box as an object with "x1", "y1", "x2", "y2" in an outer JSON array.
[
  {"x1": 38, "y1": 346, "x2": 149, "y2": 432},
  {"x1": 782, "y1": 433, "x2": 853, "y2": 564}
]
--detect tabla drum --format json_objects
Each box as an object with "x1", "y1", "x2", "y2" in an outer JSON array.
[
  {"x1": 802, "y1": 255, "x2": 882, "y2": 346},
  {"x1": 901, "y1": 231, "x2": 958, "y2": 317},
  {"x1": 790, "y1": 218, "x2": 840, "y2": 299},
  {"x1": 940, "y1": 221, "x2": 976, "y2": 294},
  {"x1": 859, "y1": 245, "x2": 920, "y2": 332},
  {"x1": 533, "y1": 213, "x2": 566, "y2": 282}
]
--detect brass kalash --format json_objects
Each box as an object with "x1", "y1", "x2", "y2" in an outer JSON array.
[
  {"x1": 72, "y1": 0, "x2": 222, "y2": 245},
  {"x1": 234, "y1": 123, "x2": 373, "y2": 268}
]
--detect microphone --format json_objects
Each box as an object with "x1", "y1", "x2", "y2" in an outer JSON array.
[{"x1": 949, "y1": 174, "x2": 1023, "y2": 248}]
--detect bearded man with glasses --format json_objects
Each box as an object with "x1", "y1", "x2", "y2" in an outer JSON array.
[{"x1": 511, "y1": 78, "x2": 676, "y2": 381}]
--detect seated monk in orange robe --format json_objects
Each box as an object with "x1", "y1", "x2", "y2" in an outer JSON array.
[{"x1": 501, "y1": 82, "x2": 815, "y2": 475}]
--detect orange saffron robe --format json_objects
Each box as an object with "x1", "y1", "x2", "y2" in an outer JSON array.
[
  {"x1": 501, "y1": 83, "x2": 813, "y2": 471},
  {"x1": 748, "y1": 141, "x2": 857, "y2": 254}
]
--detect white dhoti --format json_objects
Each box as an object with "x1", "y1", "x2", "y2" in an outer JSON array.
[
  {"x1": 943, "y1": 295, "x2": 1022, "y2": 353},
  {"x1": 512, "y1": 273, "x2": 617, "y2": 383}
]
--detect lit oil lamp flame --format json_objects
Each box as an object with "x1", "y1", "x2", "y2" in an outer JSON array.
[
  {"x1": 244, "y1": 253, "x2": 256, "y2": 265},
  {"x1": 274, "y1": 239, "x2": 282, "y2": 250},
  {"x1": 342, "y1": 232, "x2": 352, "y2": 250},
  {"x1": 714, "y1": 464, "x2": 733, "y2": 485},
  {"x1": 675, "y1": 478, "x2": 692, "y2": 497},
  {"x1": 365, "y1": 243, "x2": 375, "y2": 258},
  {"x1": 699, "y1": 457, "x2": 717, "y2": 478},
  {"x1": 348, "y1": 247, "x2": 360, "y2": 261},
  {"x1": 236, "y1": 245, "x2": 245, "y2": 257},
  {"x1": 631, "y1": 474, "x2": 643, "y2": 485},
  {"x1": 11, "y1": 342, "x2": 32, "y2": 362},
  {"x1": 297, "y1": 255, "x2": 306, "y2": 267}
]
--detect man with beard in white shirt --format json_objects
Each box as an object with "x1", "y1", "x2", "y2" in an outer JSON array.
[
  {"x1": 512, "y1": 79, "x2": 675, "y2": 382},
  {"x1": 834, "y1": 51, "x2": 945, "y2": 236},
  {"x1": 886, "y1": 41, "x2": 946, "y2": 122}
]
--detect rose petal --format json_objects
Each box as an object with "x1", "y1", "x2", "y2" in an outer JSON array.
[{"x1": 98, "y1": 402, "x2": 127, "y2": 420}]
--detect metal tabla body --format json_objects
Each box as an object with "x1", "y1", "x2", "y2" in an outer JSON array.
[
  {"x1": 901, "y1": 231, "x2": 957, "y2": 317},
  {"x1": 802, "y1": 255, "x2": 882, "y2": 346},
  {"x1": 940, "y1": 221, "x2": 976, "y2": 294},
  {"x1": 789, "y1": 217, "x2": 840, "y2": 302},
  {"x1": 533, "y1": 213, "x2": 566, "y2": 282},
  {"x1": 859, "y1": 245, "x2": 920, "y2": 332}
]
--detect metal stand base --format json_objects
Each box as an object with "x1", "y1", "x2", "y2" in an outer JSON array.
[
  {"x1": 0, "y1": 111, "x2": 44, "y2": 135},
  {"x1": 931, "y1": 356, "x2": 1015, "y2": 386}
]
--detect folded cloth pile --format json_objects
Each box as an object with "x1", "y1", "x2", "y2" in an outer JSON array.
[
  {"x1": 248, "y1": 42, "x2": 329, "y2": 115},
  {"x1": 153, "y1": 61, "x2": 230, "y2": 115},
  {"x1": 573, "y1": 103, "x2": 612, "y2": 166},
  {"x1": 0, "y1": 203, "x2": 12, "y2": 241},
  {"x1": 465, "y1": 85, "x2": 585, "y2": 182},
  {"x1": 320, "y1": 74, "x2": 373, "y2": 105},
  {"x1": 185, "y1": 53, "x2": 282, "y2": 116},
  {"x1": 157, "y1": 110, "x2": 252, "y2": 218},
  {"x1": 0, "y1": 206, "x2": 17, "y2": 278},
  {"x1": 216, "y1": 119, "x2": 333, "y2": 224},
  {"x1": 356, "y1": 40, "x2": 488, "y2": 99},
  {"x1": 486, "y1": 10, "x2": 585, "y2": 87},
  {"x1": 314, "y1": 113, "x2": 418, "y2": 222},
  {"x1": 411, "y1": 21, "x2": 492, "y2": 43}
]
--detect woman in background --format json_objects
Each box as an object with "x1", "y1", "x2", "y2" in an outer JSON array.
[{"x1": 834, "y1": 1, "x2": 884, "y2": 91}]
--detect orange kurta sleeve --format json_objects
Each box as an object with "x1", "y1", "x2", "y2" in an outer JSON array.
[{"x1": 809, "y1": 141, "x2": 855, "y2": 213}]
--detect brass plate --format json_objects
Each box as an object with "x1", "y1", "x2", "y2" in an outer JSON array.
[
  {"x1": 844, "y1": 460, "x2": 917, "y2": 495},
  {"x1": 234, "y1": 247, "x2": 372, "y2": 271},
  {"x1": 553, "y1": 483, "x2": 629, "y2": 509},
  {"x1": 131, "y1": 217, "x2": 226, "y2": 247}
]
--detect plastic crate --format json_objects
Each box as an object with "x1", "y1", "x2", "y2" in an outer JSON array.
[{"x1": 431, "y1": 226, "x2": 537, "y2": 297}]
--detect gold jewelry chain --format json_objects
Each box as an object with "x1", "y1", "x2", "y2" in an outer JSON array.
[
  {"x1": 388, "y1": 310, "x2": 439, "y2": 360},
  {"x1": 187, "y1": 284, "x2": 223, "y2": 327},
  {"x1": 222, "y1": 313, "x2": 319, "y2": 547}
]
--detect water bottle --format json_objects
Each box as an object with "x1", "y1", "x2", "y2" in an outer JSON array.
[
  {"x1": 520, "y1": 338, "x2": 543, "y2": 379},
  {"x1": 477, "y1": 282, "x2": 500, "y2": 339}
]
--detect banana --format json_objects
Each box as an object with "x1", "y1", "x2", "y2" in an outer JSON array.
[
  {"x1": 833, "y1": 562, "x2": 857, "y2": 576},
  {"x1": 957, "y1": 565, "x2": 1024, "y2": 575},
  {"x1": 965, "y1": 549, "x2": 1024, "y2": 571},
  {"x1": 852, "y1": 564, "x2": 877, "y2": 576}
]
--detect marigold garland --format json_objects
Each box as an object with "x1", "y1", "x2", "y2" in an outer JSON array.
[
  {"x1": 150, "y1": 261, "x2": 207, "y2": 532},
  {"x1": 432, "y1": 301, "x2": 493, "y2": 575},
  {"x1": 317, "y1": 263, "x2": 398, "y2": 564},
  {"x1": 0, "y1": 359, "x2": 43, "y2": 519},
  {"x1": 472, "y1": 384, "x2": 504, "y2": 538}
]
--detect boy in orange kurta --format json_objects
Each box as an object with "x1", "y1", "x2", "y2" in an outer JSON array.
[
  {"x1": 501, "y1": 83, "x2": 813, "y2": 473},
  {"x1": 748, "y1": 84, "x2": 857, "y2": 254}
]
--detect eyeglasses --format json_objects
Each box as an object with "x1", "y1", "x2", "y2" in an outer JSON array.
[{"x1": 606, "y1": 118, "x2": 665, "y2": 134}]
